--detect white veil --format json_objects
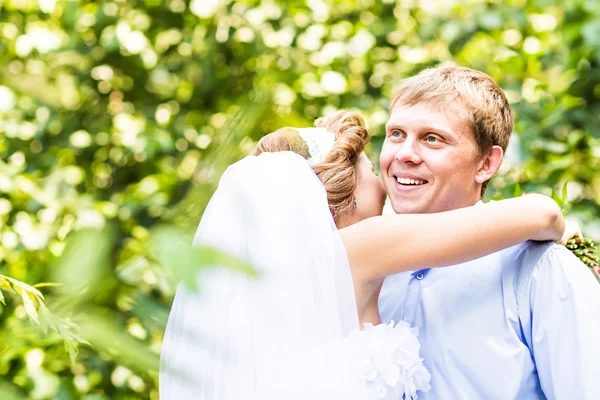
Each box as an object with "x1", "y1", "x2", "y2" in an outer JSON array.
[{"x1": 159, "y1": 151, "x2": 364, "y2": 399}]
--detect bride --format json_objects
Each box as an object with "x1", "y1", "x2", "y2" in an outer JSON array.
[{"x1": 159, "y1": 110, "x2": 570, "y2": 400}]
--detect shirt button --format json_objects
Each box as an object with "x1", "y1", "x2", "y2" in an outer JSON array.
[{"x1": 416, "y1": 272, "x2": 425, "y2": 280}]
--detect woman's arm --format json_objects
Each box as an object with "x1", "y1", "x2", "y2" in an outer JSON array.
[{"x1": 340, "y1": 194, "x2": 564, "y2": 282}]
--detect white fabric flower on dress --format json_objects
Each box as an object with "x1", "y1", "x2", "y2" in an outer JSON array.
[{"x1": 356, "y1": 321, "x2": 431, "y2": 400}]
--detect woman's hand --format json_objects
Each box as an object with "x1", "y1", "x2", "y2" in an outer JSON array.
[{"x1": 557, "y1": 219, "x2": 583, "y2": 245}]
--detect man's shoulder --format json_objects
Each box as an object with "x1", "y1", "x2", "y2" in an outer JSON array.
[
  {"x1": 508, "y1": 240, "x2": 589, "y2": 295},
  {"x1": 502, "y1": 240, "x2": 575, "y2": 269}
]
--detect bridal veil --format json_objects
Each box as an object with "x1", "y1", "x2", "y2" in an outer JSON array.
[{"x1": 159, "y1": 151, "x2": 366, "y2": 399}]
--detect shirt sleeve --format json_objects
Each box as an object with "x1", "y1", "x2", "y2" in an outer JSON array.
[{"x1": 527, "y1": 245, "x2": 600, "y2": 399}]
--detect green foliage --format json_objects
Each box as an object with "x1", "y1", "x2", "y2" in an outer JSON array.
[
  {"x1": 1, "y1": 0, "x2": 599, "y2": 398},
  {"x1": 0, "y1": 274, "x2": 89, "y2": 365},
  {"x1": 150, "y1": 225, "x2": 256, "y2": 292}
]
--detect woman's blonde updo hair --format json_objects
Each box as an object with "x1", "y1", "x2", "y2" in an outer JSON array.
[{"x1": 252, "y1": 110, "x2": 370, "y2": 223}]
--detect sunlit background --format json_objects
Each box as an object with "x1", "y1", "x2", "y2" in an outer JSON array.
[{"x1": 1, "y1": 0, "x2": 599, "y2": 398}]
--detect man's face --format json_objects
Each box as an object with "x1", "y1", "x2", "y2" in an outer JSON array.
[{"x1": 380, "y1": 102, "x2": 484, "y2": 214}]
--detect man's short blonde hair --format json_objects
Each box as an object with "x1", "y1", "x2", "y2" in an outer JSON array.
[
  {"x1": 391, "y1": 66, "x2": 514, "y2": 154},
  {"x1": 390, "y1": 66, "x2": 514, "y2": 195}
]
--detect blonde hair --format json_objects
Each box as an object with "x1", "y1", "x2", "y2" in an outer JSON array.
[
  {"x1": 253, "y1": 110, "x2": 370, "y2": 223},
  {"x1": 391, "y1": 66, "x2": 513, "y2": 194}
]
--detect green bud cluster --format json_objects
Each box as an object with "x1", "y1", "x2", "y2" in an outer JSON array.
[{"x1": 566, "y1": 235, "x2": 600, "y2": 283}]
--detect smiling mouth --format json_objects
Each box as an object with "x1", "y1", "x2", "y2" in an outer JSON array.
[{"x1": 395, "y1": 177, "x2": 428, "y2": 186}]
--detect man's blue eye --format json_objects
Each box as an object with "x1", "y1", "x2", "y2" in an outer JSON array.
[
  {"x1": 426, "y1": 136, "x2": 437, "y2": 143},
  {"x1": 391, "y1": 130, "x2": 401, "y2": 137}
]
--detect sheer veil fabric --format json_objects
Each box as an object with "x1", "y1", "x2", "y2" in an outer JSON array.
[{"x1": 159, "y1": 152, "x2": 367, "y2": 399}]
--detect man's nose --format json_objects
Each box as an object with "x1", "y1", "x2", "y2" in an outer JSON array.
[{"x1": 394, "y1": 139, "x2": 423, "y2": 164}]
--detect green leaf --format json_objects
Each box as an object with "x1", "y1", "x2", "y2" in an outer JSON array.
[
  {"x1": 33, "y1": 282, "x2": 64, "y2": 288},
  {"x1": 20, "y1": 292, "x2": 39, "y2": 325},
  {"x1": 78, "y1": 310, "x2": 160, "y2": 373},
  {"x1": 64, "y1": 339, "x2": 78, "y2": 366},
  {"x1": 3, "y1": 276, "x2": 44, "y2": 299},
  {"x1": 150, "y1": 225, "x2": 256, "y2": 292},
  {"x1": 0, "y1": 289, "x2": 5, "y2": 306},
  {"x1": 0, "y1": 381, "x2": 25, "y2": 400},
  {"x1": 196, "y1": 246, "x2": 258, "y2": 277},
  {"x1": 0, "y1": 277, "x2": 10, "y2": 291},
  {"x1": 37, "y1": 306, "x2": 49, "y2": 335},
  {"x1": 550, "y1": 186, "x2": 558, "y2": 204},
  {"x1": 38, "y1": 303, "x2": 57, "y2": 331},
  {"x1": 51, "y1": 227, "x2": 115, "y2": 301},
  {"x1": 512, "y1": 182, "x2": 522, "y2": 197},
  {"x1": 561, "y1": 180, "x2": 569, "y2": 210}
]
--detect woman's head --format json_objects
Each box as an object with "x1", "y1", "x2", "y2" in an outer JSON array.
[{"x1": 253, "y1": 110, "x2": 386, "y2": 227}]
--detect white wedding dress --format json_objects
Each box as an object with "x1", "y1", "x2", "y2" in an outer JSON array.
[{"x1": 159, "y1": 152, "x2": 430, "y2": 400}]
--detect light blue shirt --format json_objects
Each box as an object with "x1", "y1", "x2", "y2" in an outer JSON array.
[{"x1": 379, "y1": 241, "x2": 600, "y2": 399}]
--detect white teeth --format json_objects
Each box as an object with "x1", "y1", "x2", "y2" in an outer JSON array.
[{"x1": 396, "y1": 177, "x2": 426, "y2": 185}]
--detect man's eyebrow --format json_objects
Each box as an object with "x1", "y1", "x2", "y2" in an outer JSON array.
[
  {"x1": 430, "y1": 127, "x2": 461, "y2": 140},
  {"x1": 387, "y1": 122, "x2": 455, "y2": 136},
  {"x1": 420, "y1": 125, "x2": 453, "y2": 134},
  {"x1": 385, "y1": 122, "x2": 403, "y2": 130}
]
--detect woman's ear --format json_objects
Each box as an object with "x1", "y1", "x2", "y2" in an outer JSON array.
[{"x1": 475, "y1": 146, "x2": 504, "y2": 184}]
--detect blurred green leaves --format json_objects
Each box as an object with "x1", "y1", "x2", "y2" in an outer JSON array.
[
  {"x1": 51, "y1": 227, "x2": 115, "y2": 302},
  {"x1": 0, "y1": 273, "x2": 89, "y2": 366},
  {"x1": 150, "y1": 225, "x2": 256, "y2": 292}
]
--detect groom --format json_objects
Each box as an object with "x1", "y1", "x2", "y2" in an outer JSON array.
[{"x1": 378, "y1": 66, "x2": 600, "y2": 399}]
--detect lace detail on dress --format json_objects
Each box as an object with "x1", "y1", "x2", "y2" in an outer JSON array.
[{"x1": 357, "y1": 321, "x2": 431, "y2": 400}]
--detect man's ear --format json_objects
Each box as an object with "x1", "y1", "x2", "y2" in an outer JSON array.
[{"x1": 475, "y1": 146, "x2": 504, "y2": 184}]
